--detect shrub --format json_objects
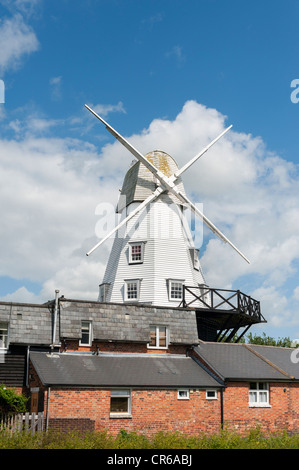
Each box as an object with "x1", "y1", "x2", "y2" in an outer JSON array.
[{"x1": 0, "y1": 384, "x2": 28, "y2": 414}]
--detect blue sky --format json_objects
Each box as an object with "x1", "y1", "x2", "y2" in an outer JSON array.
[{"x1": 0, "y1": 0, "x2": 299, "y2": 341}]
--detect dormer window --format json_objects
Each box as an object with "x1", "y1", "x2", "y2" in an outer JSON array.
[
  {"x1": 129, "y1": 242, "x2": 145, "y2": 264},
  {"x1": 79, "y1": 321, "x2": 92, "y2": 346},
  {"x1": 168, "y1": 280, "x2": 184, "y2": 301},
  {"x1": 148, "y1": 325, "x2": 169, "y2": 349},
  {"x1": 189, "y1": 248, "x2": 200, "y2": 271}
]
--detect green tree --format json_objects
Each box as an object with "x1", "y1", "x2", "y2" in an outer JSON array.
[{"x1": 245, "y1": 332, "x2": 293, "y2": 347}]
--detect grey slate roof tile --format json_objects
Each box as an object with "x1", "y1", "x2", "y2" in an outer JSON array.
[
  {"x1": 194, "y1": 341, "x2": 296, "y2": 381},
  {"x1": 30, "y1": 351, "x2": 221, "y2": 388}
]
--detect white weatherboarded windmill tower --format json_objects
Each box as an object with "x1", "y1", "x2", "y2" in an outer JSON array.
[{"x1": 85, "y1": 105, "x2": 250, "y2": 311}]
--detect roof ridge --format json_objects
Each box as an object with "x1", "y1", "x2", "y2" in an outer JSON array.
[{"x1": 243, "y1": 344, "x2": 294, "y2": 379}]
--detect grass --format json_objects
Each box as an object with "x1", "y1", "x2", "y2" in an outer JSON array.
[{"x1": 1, "y1": 426, "x2": 299, "y2": 449}]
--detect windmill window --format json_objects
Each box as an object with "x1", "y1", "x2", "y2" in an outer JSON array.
[
  {"x1": 148, "y1": 325, "x2": 168, "y2": 349},
  {"x1": 168, "y1": 280, "x2": 184, "y2": 301},
  {"x1": 189, "y1": 248, "x2": 200, "y2": 271},
  {"x1": 79, "y1": 321, "x2": 92, "y2": 346},
  {"x1": 110, "y1": 389, "x2": 132, "y2": 417},
  {"x1": 249, "y1": 382, "x2": 270, "y2": 407},
  {"x1": 129, "y1": 242, "x2": 144, "y2": 264},
  {"x1": 125, "y1": 279, "x2": 140, "y2": 301},
  {"x1": 0, "y1": 322, "x2": 8, "y2": 349}
]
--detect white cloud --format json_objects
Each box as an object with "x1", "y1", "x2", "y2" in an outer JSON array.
[
  {"x1": 92, "y1": 101, "x2": 126, "y2": 118},
  {"x1": 0, "y1": 13, "x2": 39, "y2": 73},
  {"x1": 49, "y1": 76, "x2": 62, "y2": 101}
]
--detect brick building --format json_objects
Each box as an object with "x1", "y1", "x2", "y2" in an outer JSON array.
[{"x1": 1, "y1": 295, "x2": 299, "y2": 436}]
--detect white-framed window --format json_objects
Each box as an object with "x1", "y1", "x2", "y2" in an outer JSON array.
[
  {"x1": 206, "y1": 389, "x2": 218, "y2": 400},
  {"x1": 189, "y1": 248, "x2": 200, "y2": 271},
  {"x1": 129, "y1": 242, "x2": 145, "y2": 264},
  {"x1": 110, "y1": 389, "x2": 132, "y2": 416},
  {"x1": 0, "y1": 322, "x2": 8, "y2": 349},
  {"x1": 79, "y1": 321, "x2": 92, "y2": 346},
  {"x1": 168, "y1": 280, "x2": 184, "y2": 301},
  {"x1": 177, "y1": 389, "x2": 189, "y2": 400},
  {"x1": 249, "y1": 382, "x2": 270, "y2": 407},
  {"x1": 125, "y1": 279, "x2": 141, "y2": 301},
  {"x1": 148, "y1": 325, "x2": 168, "y2": 349}
]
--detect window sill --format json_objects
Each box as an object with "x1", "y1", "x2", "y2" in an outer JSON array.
[
  {"x1": 249, "y1": 404, "x2": 271, "y2": 408},
  {"x1": 110, "y1": 414, "x2": 132, "y2": 419}
]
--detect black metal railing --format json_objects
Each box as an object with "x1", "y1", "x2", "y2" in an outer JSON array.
[{"x1": 180, "y1": 286, "x2": 264, "y2": 321}]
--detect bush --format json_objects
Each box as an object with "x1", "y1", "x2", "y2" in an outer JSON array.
[{"x1": 0, "y1": 384, "x2": 28, "y2": 414}]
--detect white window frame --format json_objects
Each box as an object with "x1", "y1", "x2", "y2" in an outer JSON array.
[
  {"x1": 124, "y1": 279, "x2": 141, "y2": 302},
  {"x1": 79, "y1": 320, "x2": 92, "y2": 346},
  {"x1": 206, "y1": 389, "x2": 218, "y2": 400},
  {"x1": 0, "y1": 322, "x2": 9, "y2": 349},
  {"x1": 189, "y1": 248, "x2": 200, "y2": 271},
  {"x1": 129, "y1": 242, "x2": 145, "y2": 264},
  {"x1": 177, "y1": 389, "x2": 189, "y2": 400},
  {"x1": 249, "y1": 382, "x2": 270, "y2": 407},
  {"x1": 148, "y1": 325, "x2": 169, "y2": 349},
  {"x1": 168, "y1": 279, "x2": 184, "y2": 301},
  {"x1": 110, "y1": 389, "x2": 132, "y2": 417}
]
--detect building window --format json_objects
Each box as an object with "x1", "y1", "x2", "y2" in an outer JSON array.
[
  {"x1": 125, "y1": 279, "x2": 140, "y2": 301},
  {"x1": 168, "y1": 280, "x2": 184, "y2": 301},
  {"x1": 79, "y1": 321, "x2": 92, "y2": 346},
  {"x1": 177, "y1": 389, "x2": 189, "y2": 400},
  {"x1": 129, "y1": 242, "x2": 144, "y2": 264},
  {"x1": 148, "y1": 326, "x2": 168, "y2": 349},
  {"x1": 0, "y1": 323, "x2": 8, "y2": 349},
  {"x1": 110, "y1": 390, "x2": 131, "y2": 416},
  {"x1": 249, "y1": 382, "x2": 270, "y2": 407},
  {"x1": 189, "y1": 248, "x2": 200, "y2": 270},
  {"x1": 206, "y1": 389, "x2": 217, "y2": 400}
]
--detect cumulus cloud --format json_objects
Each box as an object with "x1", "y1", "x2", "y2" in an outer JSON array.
[
  {"x1": 1, "y1": 100, "x2": 299, "y2": 335},
  {"x1": 0, "y1": 13, "x2": 39, "y2": 73}
]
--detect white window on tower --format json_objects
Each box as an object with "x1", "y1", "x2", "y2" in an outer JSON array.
[
  {"x1": 168, "y1": 280, "x2": 184, "y2": 301},
  {"x1": 125, "y1": 279, "x2": 141, "y2": 302},
  {"x1": 129, "y1": 242, "x2": 145, "y2": 264}
]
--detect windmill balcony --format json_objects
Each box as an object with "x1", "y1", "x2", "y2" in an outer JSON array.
[{"x1": 180, "y1": 285, "x2": 266, "y2": 343}]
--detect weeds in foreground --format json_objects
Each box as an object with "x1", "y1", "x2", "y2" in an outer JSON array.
[{"x1": 0, "y1": 426, "x2": 299, "y2": 449}]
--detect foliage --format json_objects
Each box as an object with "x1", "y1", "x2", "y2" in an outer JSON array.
[
  {"x1": 245, "y1": 332, "x2": 293, "y2": 347},
  {"x1": 0, "y1": 384, "x2": 28, "y2": 414},
  {"x1": 1, "y1": 427, "x2": 299, "y2": 449}
]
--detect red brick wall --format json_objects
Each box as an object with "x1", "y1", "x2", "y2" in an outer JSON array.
[
  {"x1": 60, "y1": 340, "x2": 186, "y2": 355},
  {"x1": 44, "y1": 387, "x2": 221, "y2": 436},
  {"x1": 222, "y1": 381, "x2": 299, "y2": 434}
]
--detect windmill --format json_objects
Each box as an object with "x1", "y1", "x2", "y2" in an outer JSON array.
[{"x1": 84, "y1": 105, "x2": 265, "y2": 341}]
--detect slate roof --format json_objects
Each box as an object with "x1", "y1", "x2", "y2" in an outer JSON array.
[
  {"x1": 0, "y1": 301, "x2": 54, "y2": 346},
  {"x1": 0, "y1": 298, "x2": 199, "y2": 347},
  {"x1": 30, "y1": 351, "x2": 222, "y2": 388},
  {"x1": 59, "y1": 299, "x2": 199, "y2": 346},
  {"x1": 194, "y1": 341, "x2": 299, "y2": 381}
]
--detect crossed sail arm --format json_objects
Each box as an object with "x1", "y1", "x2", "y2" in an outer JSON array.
[{"x1": 85, "y1": 104, "x2": 250, "y2": 264}]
